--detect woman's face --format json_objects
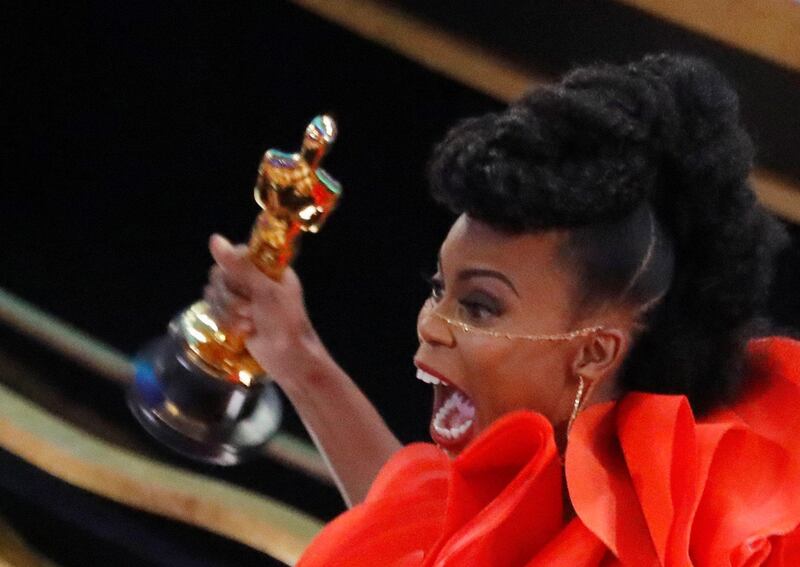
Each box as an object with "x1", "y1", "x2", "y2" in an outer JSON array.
[{"x1": 414, "y1": 214, "x2": 588, "y2": 454}]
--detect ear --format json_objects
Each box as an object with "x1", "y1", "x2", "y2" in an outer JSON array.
[{"x1": 570, "y1": 328, "x2": 629, "y2": 400}]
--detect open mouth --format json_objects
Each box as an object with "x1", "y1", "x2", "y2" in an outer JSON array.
[{"x1": 416, "y1": 363, "x2": 476, "y2": 451}]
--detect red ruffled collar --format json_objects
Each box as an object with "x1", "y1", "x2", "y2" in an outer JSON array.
[{"x1": 299, "y1": 337, "x2": 800, "y2": 566}]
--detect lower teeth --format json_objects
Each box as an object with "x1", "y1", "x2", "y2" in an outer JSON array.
[{"x1": 433, "y1": 391, "x2": 475, "y2": 440}]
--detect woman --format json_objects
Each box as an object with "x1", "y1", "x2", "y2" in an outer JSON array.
[{"x1": 205, "y1": 54, "x2": 800, "y2": 565}]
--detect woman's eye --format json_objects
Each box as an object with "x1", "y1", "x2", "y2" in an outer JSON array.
[
  {"x1": 456, "y1": 288, "x2": 502, "y2": 323},
  {"x1": 424, "y1": 273, "x2": 444, "y2": 301},
  {"x1": 430, "y1": 277, "x2": 444, "y2": 301},
  {"x1": 460, "y1": 301, "x2": 493, "y2": 320}
]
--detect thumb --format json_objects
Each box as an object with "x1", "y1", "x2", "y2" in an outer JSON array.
[{"x1": 209, "y1": 234, "x2": 257, "y2": 282}]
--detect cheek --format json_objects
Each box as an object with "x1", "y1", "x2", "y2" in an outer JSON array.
[{"x1": 465, "y1": 341, "x2": 571, "y2": 425}]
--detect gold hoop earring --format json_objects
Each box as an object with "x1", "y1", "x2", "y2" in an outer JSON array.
[{"x1": 567, "y1": 374, "x2": 586, "y2": 435}]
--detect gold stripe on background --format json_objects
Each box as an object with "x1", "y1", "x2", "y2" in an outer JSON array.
[
  {"x1": 752, "y1": 170, "x2": 800, "y2": 224},
  {"x1": 0, "y1": 287, "x2": 333, "y2": 484},
  {"x1": 617, "y1": 0, "x2": 800, "y2": 72},
  {"x1": 292, "y1": 0, "x2": 542, "y2": 101},
  {"x1": 292, "y1": 0, "x2": 800, "y2": 224},
  {"x1": 0, "y1": 513, "x2": 58, "y2": 567},
  {"x1": 0, "y1": 382, "x2": 323, "y2": 566}
]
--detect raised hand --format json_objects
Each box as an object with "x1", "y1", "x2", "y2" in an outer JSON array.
[{"x1": 205, "y1": 233, "x2": 321, "y2": 387}]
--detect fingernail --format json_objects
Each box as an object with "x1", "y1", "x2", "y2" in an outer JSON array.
[{"x1": 210, "y1": 233, "x2": 230, "y2": 249}]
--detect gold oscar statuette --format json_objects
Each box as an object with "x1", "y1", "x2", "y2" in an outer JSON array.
[{"x1": 128, "y1": 116, "x2": 341, "y2": 464}]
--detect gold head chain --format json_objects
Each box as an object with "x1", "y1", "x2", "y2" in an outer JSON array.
[{"x1": 432, "y1": 312, "x2": 605, "y2": 341}]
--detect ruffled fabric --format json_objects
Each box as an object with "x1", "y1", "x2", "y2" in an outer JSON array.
[{"x1": 298, "y1": 338, "x2": 800, "y2": 566}]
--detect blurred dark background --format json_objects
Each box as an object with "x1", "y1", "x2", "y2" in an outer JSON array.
[
  {"x1": 1, "y1": 1, "x2": 798, "y2": 564},
  {"x1": 2, "y1": 0, "x2": 485, "y2": 445}
]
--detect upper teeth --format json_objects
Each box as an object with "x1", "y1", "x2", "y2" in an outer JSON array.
[{"x1": 416, "y1": 368, "x2": 443, "y2": 385}]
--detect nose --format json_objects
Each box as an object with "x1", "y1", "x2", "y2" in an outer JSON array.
[{"x1": 417, "y1": 300, "x2": 455, "y2": 347}]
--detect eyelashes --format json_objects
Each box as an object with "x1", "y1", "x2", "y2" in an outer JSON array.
[
  {"x1": 421, "y1": 271, "x2": 444, "y2": 300},
  {"x1": 420, "y1": 271, "x2": 502, "y2": 321}
]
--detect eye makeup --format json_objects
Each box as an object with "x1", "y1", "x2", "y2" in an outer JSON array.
[
  {"x1": 458, "y1": 290, "x2": 503, "y2": 322},
  {"x1": 423, "y1": 270, "x2": 506, "y2": 326}
]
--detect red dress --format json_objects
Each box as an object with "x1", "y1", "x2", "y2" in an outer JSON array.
[{"x1": 298, "y1": 338, "x2": 800, "y2": 566}]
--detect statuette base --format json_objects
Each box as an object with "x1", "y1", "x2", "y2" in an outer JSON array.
[{"x1": 127, "y1": 321, "x2": 282, "y2": 465}]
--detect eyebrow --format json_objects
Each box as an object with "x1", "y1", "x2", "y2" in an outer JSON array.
[
  {"x1": 458, "y1": 269, "x2": 520, "y2": 297},
  {"x1": 437, "y1": 253, "x2": 520, "y2": 297}
]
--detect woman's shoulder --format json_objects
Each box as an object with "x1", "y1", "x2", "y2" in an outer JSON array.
[
  {"x1": 298, "y1": 338, "x2": 800, "y2": 566},
  {"x1": 566, "y1": 335, "x2": 800, "y2": 565},
  {"x1": 745, "y1": 336, "x2": 800, "y2": 388}
]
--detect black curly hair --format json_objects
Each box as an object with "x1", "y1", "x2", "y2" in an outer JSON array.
[{"x1": 428, "y1": 53, "x2": 788, "y2": 415}]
